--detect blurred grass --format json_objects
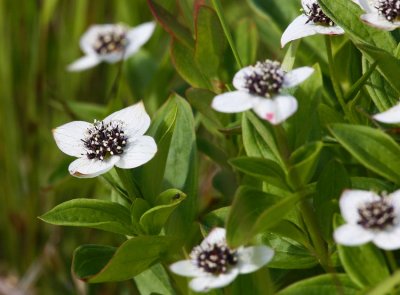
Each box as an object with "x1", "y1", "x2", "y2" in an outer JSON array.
[{"x1": 0, "y1": 1, "x2": 162, "y2": 294}]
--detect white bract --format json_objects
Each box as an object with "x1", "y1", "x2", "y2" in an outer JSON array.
[
  {"x1": 68, "y1": 22, "x2": 155, "y2": 71},
  {"x1": 169, "y1": 228, "x2": 274, "y2": 293},
  {"x1": 53, "y1": 102, "x2": 157, "y2": 178},
  {"x1": 212, "y1": 60, "x2": 314, "y2": 124},
  {"x1": 359, "y1": 0, "x2": 400, "y2": 30},
  {"x1": 373, "y1": 102, "x2": 400, "y2": 123},
  {"x1": 334, "y1": 189, "x2": 400, "y2": 250},
  {"x1": 281, "y1": 0, "x2": 344, "y2": 47}
]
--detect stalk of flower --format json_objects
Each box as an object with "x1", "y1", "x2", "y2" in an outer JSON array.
[
  {"x1": 67, "y1": 22, "x2": 155, "y2": 71},
  {"x1": 281, "y1": 0, "x2": 344, "y2": 47},
  {"x1": 211, "y1": 60, "x2": 314, "y2": 124},
  {"x1": 52, "y1": 102, "x2": 157, "y2": 178},
  {"x1": 358, "y1": 0, "x2": 400, "y2": 30},
  {"x1": 169, "y1": 228, "x2": 274, "y2": 293},
  {"x1": 334, "y1": 189, "x2": 400, "y2": 250}
]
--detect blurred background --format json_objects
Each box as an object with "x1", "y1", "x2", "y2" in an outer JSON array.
[{"x1": 0, "y1": 0, "x2": 325, "y2": 293}]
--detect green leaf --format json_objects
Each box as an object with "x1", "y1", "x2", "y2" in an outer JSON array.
[
  {"x1": 72, "y1": 236, "x2": 173, "y2": 283},
  {"x1": 234, "y1": 18, "x2": 258, "y2": 66},
  {"x1": 134, "y1": 263, "x2": 177, "y2": 295},
  {"x1": 229, "y1": 156, "x2": 289, "y2": 190},
  {"x1": 40, "y1": 199, "x2": 133, "y2": 236},
  {"x1": 262, "y1": 233, "x2": 318, "y2": 269},
  {"x1": 186, "y1": 88, "x2": 224, "y2": 133},
  {"x1": 226, "y1": 186, "x2": 302, "y2": 247},
  {"x1": 277, "y1": 274, "x2": 360, "y2": 295},
  {"x1": 362, "y1": 57, "x2": 398, "y2": 112},
  {"x1": 147, "y1": 0, "x2": 193, "y2": 48},
  {"x1": 288, "y1": 141, "x2": 324, "y2": 188},
  {"x1": 242, "y1": 112, "x2": 283, "y2": 168},
  {"x1": 334, "y1": 215, "x2": 390, "y2": 288},
  {"x1": 163, "y1": 96, "x2": 198, "y2": 239},
  {"x1": 140, "y1": 189, "x2": 187, "y2": 235},
  {"x1": 202, "y1": 207, "x2": 230, "y2": 228},
  {"x1": 133, "y1": 95, "x2": 178, "y2": 203},
  {"x1": 289, "y1": 65, "x2": 323, "y2": 148},
  {"x1": 131, "y1": 198, "x2": 151, "y2": 234},
  {"x1": 315, "y1": 160, "x2": 350, "y2": 242},
  {"x1": 330, "y1": 124, "x2": 400, "y2": 184},
  {"x1": 319, "y1": 0, "x2": 396, "y2": 53},
  {"x1": 357, "y1": 44, "x2": 400, "y2": 95},
  {"x1": 170, "y1": 40, "x2": 211, "y2": 89},
  {"x1": 194, "y1": 5, "x2": 227, "y2": 78}
]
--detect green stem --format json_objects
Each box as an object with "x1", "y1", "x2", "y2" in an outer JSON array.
[
  {"x1": 211, "y1": 0, "x2": 243, "y2": 68},
  {"x1": 325, "y1": 36, "x2": 349, "y2": 118},
  {"x1": 273, "y1": 125, "x2": 291, "y2": 167},
  {"x1": 299, "y1": 200, "x2": 329, "y2": 271},
  {"x1": 386, "y1": 250, "x2": 397, "y2": 273},
  {"x1": 273, "y1": 125, "x2": 329, "y2": 271}
]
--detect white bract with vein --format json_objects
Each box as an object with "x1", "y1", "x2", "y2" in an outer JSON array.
[
  {"x1": 53, "y1": 102, "x2": 157, "y2": 178},
  {"x1": 281, "y1": 0, "x2": 344, "y2": 47},
  {"x1": 334, "y1": 189, "x2": 400, "y2": 250},
  {"x1": 68, "y1": 22, "x2": 155, "y2": 71},
  {"x1": 212, "y1": 60, "x2": 314, "y2": 124},
  {"x1": 170, "y1": 228, "x2": 274, "y2": 293}
]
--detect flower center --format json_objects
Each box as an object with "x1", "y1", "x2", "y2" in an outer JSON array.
[
  {"x1": 82, "y1": 120, "x2": 127, "y2": 161},
  {"x1": 304, "y1": 3, "x2": 335, "y2": 26},
  {"x1": 376, "y1": 0, "x2": 400, "y2": 22},
  {"x1": 357, "y1": 199, "x2": 396, "y2": 230},
  {"x1": 191, "y1": 242, "x2": 238, "y2": 275},
  {"x1": 93, "y1": 26, "x2": 128, "y2": 55},
  {"x1": 244, "y1": 60, "x2": 285, "y2": 98}
]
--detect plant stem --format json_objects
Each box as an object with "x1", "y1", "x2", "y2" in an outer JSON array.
[
  {"x1": 273, "y1": 125, "x2": 329, "y2": 271},
  {"x1": 325, "y1": 36, "x2": 349, "y2": 118},
  {"x1": 386, "y1": 250, "x2": 398, "y2": 273},
  {"x1": 211, "y1": 0, "x2": 243, "y2": 68}
]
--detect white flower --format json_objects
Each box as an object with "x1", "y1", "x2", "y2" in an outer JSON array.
[
  {"x1": 169, "y1": 228, "x2": 274, "y2": 293},
  {"x1": 281, "y1": 0, "x2": 344, "y2": 47},
  {"x1": 334, "y1": 189, "x2": 400, "y2": 250},
  {"x1": 67, "y1": 22, "x2": 156, "y2": 71},
  {"x1": 359, "y1": 0, "x2": 400, "y2": 30},
  {"x1": 53, "y1": 102, "x2": 157, "y2": 178},
  {"x1": 211, "y1": 60, "x2": 314, "y2": 124},
  {"x1": 373, "y1": 102, "x2": 400, "y2": 123}
]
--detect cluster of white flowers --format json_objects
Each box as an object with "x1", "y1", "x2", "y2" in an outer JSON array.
[{"x1": 170, "y1": 228, "x2": 274, "y2": 292}]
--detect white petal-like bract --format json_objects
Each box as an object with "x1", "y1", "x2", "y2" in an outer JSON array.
[
  {"x1": 53, "y1": 121, "x2": 92, "y2": 157},
  {"x1": 373, "y1": 103, "x2": 400, "y2": 123},
  {"x1": 334, "y1": 224, "x2": 374, "y2": 246},
  {"x1": 252, "y1": 95, "x2": 298, "y2": 124},
  {"x1": 115, "y1": 136, "x2": 157, "y2": 169},
  {"x1": 237, "y1": 246, "x2": 274, "y2": 274},
  {"x1": 189, "y1": 270, "x2": 239, "y2": 293},
  {"x1": 281, "y1": 15, "x2": 320, "y2": 48},
  {"x1": 212, "y1": 91, "x2": 256, "y2": 113},
  {"x1": 67, "y1": 55, "x2": 101, "y2": 72},
  {"x1": 125, "y1": 22, "x2": 156, "y2": 58},
  {"x1": 169, "y1": 261, "x2": 206, "y2": 277},
  {"x1": 103, "y1": 102, "x2": 151, "y2": 139},
  {"x1": 361, "y1": 13, "x2": 400, "y2": 31},
  {"x1": 68, "y1": 157, "x2": 119, "y2": 178},
  {"x1": 283, "y1": 67, "x2": 315, "y2": 88}
]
